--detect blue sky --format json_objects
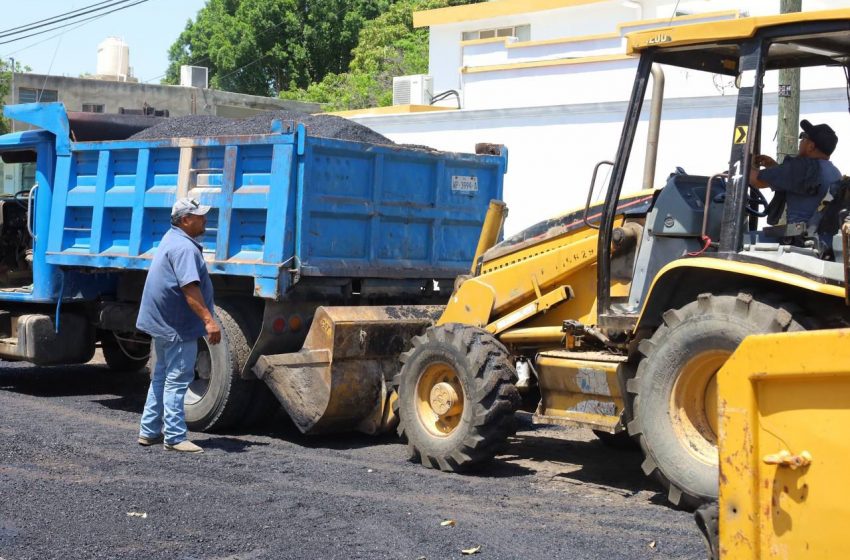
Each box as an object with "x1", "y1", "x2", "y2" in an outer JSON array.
[{"x1": 1, "y1": 0, "x2": 208, "y2": 83}]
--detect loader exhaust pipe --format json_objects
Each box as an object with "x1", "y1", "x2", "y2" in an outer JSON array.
[{"x1": 642, "y1": 64, "x2": 665, "y2": 191}]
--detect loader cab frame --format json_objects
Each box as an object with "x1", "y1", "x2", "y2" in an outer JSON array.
[{"x1": 596, "y1": 16, "x2": 850, "y2": 327}]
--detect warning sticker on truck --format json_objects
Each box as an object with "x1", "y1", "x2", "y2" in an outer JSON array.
[{"x1": 451, "y1": 175, "x2": 478, "y2": 193}]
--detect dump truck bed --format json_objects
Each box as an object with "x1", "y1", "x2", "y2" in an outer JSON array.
[{"x1": 6, "y1": 103, "x2": 507, "y2": 300}]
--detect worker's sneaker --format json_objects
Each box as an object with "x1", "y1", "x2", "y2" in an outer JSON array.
[
  {"x1": 137, "y1": 434, "x2": 164, "y2": 446},
  {"x1": 164, "y1": 440, "x2": 204, "y2": 453}
]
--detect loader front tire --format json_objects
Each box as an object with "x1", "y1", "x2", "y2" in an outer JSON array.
[
  {"x1": 629, "y1": 292, "x2": 805, "y2": 509},
  {"x1": 394, "y1": 324, "x2": 520, "y2": 472}
]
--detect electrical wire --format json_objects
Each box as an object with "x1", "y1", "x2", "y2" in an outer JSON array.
[
  {"x1": 142, "y1": 16, "x2": 299, "y2": 84},
  {"x1": 36, "y1": 31, "x2": 64, "y2": 102},
  {"x1": 668, "y1": 0, "x2": 682, "y2": 24},
  {"x1": 2, "y1": 14, "x2": 108, "y2": 58},
  {"x1": 0, "y1": 0, "x2": 135, "y2": 40},
  {"x1": 215, "y1": 53, "x2": 270, "y2": 82},
  {"x1": 0, "y1": 0, "x2": 149, "y2": 46},
  {"x1": 430, "y1": 89, "x2": 461, "y2": 108}
]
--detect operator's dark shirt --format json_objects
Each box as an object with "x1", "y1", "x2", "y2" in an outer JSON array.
[
  {"x1": 136, "y1": 226, "x2": 215, "y2": 341},
  {"x1": 758, "y1": 157, "x2": 842, "y2": 224}
]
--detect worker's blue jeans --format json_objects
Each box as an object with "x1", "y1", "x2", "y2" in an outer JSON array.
[{"x1": 139, "y1": 337, "x2": 198, "y2": 445}]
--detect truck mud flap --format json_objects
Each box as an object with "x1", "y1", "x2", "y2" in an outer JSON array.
[{"x1": 252, "y1": 305, "x2": 442, "y2": 435}]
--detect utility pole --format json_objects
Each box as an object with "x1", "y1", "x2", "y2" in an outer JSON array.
[{"x1": 777, "y1": 0, "x2": 801, "y2": 163}]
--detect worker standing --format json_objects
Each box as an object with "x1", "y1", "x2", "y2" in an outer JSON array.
[{"x1": 135, "y1": 197, "x2": 221, "y2": 453}]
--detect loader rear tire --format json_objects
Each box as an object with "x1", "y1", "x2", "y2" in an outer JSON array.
[
  {"x1": 393, "y1": 323, "x2": 520, "y2": 472},
  {"x1": 183, "y1": 301, "x2": 256, "y2": 432},
  {"x1": 628, "y1": 292, "x2": 805, "y2": 509}
]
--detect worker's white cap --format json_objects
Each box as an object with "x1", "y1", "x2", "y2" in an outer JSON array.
[{"x1": 171, "y1": 197, "x2": 211, "y2": 220}]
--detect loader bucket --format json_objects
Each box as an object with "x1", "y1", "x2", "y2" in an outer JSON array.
[{"x1": 252, "y1": 305, "x2": 442, "y2": 435}]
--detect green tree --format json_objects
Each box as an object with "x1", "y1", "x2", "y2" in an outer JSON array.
[
  {"x1": 164, "y1": 0, "x2": 388, "y2": 96},
  {"x1": 280, "y1": 0, "x2": 480, "y2": 110},
  {"x1": 0, "y1": 60, "x2": 28, "y2": 135}
]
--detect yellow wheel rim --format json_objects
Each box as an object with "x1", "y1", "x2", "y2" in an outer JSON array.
[
  {"x1": 670, "y1": 350, "x2": 729, "y2": 465},
  {"x1": 416, "y1": 362, "x2": 465, "y2": 437}
]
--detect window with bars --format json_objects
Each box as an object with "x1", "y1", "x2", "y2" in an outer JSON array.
[
  {"x1": 463, "y1": 24, "x2": 530, "y2": 42},
  {"x1": 17, "y1": 88, "x2": 58, "y2": 104},
  {"x1": 81, "y1": 103, "x2": 105, "y2": 113}
]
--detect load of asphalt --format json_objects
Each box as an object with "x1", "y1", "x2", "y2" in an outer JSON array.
[{"x1": 129, "y1": 110, "x2": 397, "y2": 146}]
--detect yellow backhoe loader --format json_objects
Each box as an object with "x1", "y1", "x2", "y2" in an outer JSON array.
[{"x1": 254, "y1": 9, "x2": 850, "y2": 510}]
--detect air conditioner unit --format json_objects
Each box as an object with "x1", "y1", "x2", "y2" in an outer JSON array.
[
  {"x1": 392, "y1": 74, "x2": 433, "y2": 105},
  {"x1": 180, "y1": 65, "x2": 209, "y2": 89}
]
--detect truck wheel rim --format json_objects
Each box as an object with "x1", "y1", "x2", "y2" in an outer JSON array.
[
  {"x1": 416, "y1": 362, "x2": 464, "y2": 437},
  {"x1": 670, "y1": 350, "x2": 728, "y2": 465},
  {"x1": 185, "y1": 339, "x2": 212, "y2": 406}
]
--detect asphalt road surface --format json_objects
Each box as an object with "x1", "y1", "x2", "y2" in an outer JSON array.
[{"x1": 0, "y1": 355, "x2": 706, "y2": 560}]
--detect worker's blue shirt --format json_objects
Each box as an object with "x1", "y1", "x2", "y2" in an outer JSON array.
[
  {"x1": 136, "y1": 226, "x2": 214, "y2": 341},
  {"x1": 759, "y1": 157, "x2": 842, "y2": 224}
]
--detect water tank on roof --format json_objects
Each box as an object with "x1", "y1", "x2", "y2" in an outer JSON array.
[{"x1": 97, "y1": 37, "x2": 130, "y2": 79}]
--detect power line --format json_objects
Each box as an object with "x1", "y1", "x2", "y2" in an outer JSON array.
[
  {"x1": 217, "y1": 53, "x2": 270, "y2": 82},
  {"x1": 0, "y1": 0, "x2": 134, "y2": 39},
  {"x1": 2, "y1": 13, "x2": 110, "y2": 58},
  {"x1": 144, "y1": 17, "x2": 293, "y2": 84},
  {"x1": 0, "y1": 0, "x2": 149, "y2": 46}
]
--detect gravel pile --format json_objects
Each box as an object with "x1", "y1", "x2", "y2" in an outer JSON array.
[
  {"x1": 130, "y1": 110, "x2": 395, "y2": 145},
  {"x1": 128, "y1": 115, "x2": 233, "y2": 139}
]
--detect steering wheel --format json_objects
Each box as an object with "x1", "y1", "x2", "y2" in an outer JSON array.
[{"x1": 745, "y1": 187, "x2": 769, "y2": 217}]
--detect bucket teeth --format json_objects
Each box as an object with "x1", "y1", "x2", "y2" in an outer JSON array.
[{"x1": 627, "y1": 418, "x2": 642, "y2": 436}]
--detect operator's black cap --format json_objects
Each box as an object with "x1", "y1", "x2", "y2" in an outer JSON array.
[{"x1": 801, "y1": 119, "x2": 838, "y2": 156}]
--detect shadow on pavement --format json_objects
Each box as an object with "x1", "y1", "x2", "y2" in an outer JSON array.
[
  {"x1": 199, "y1": 436, "x2": 270, "y2": 453},
  {"x1": 0, "y1": 363, "x2": 149, "y2": 398},
  {"x1": 497, "y1": 430, "x2": 662, "y2": 498}
]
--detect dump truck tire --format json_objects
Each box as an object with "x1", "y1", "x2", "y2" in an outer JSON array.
[
  {"x1": 183, "y1": 302, "x2": 255, "y2": 432},
  {"x1": 394, "y1": 323, "x2": 520, "y2": 472},
  {"x1": 100, "y1": 331, "x2": 150, "y2": 373},
  {"x1": 628, "y1": 292, "x2": 805, "y2": 509}
]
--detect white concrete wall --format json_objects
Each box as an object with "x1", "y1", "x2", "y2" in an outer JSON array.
[
  {"x1": 352, "y1": 86, "x2": 849, "y2": 236},
  {"x1": 429, "y1": 0, "x2": 641, "y2": 95},
  {"x1": 402, "y1": 0, "x2": 850, "y2": 235}
]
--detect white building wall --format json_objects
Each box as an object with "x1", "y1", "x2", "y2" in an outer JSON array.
[
  {"x1": 352, "y1": 87, "x2": 849, "y2": 236},
  {"x1": 396, "y1": 0, "x2": 850, "y2": 235},
  {"x1": 522, "y1": 2, "x2": 639, "y2": 39},
  {"x1": 429, "y1": 27, "x2": 464, "y2": 93}
]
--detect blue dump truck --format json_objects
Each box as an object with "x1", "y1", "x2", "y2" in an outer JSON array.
[{"x1": 0, "y1": 102, "x2": 506, "y2": 434}]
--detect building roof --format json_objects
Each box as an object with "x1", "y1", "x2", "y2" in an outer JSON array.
[{"x1": 413, "y1": 0, "x2": 607, "y2": 28}]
